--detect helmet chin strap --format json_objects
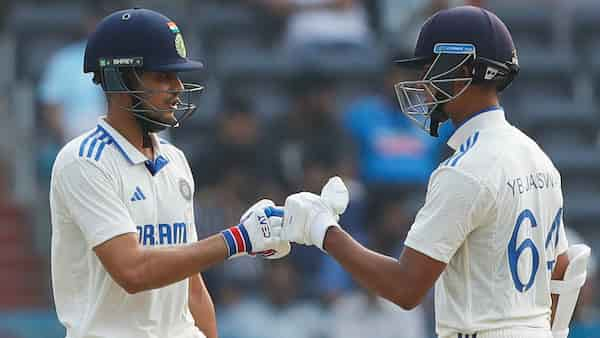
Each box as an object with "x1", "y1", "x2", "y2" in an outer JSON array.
[{"x1": 429, "y1": 105, "x2": 449, "y2": 137}]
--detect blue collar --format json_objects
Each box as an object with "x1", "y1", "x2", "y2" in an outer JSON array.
[
  {"x1": 97, "y1": 118, "x2": 170, "y2": 175},
  {"x1": 451, "y1": 105, "x2": 501, "y2": 130},
  {"x1": 447, "y1": 107, "x2": 507, "y2": 150}
]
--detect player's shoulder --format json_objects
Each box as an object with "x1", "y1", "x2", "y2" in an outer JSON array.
[
  {"x1": 53, "y1": 127, "x2": 114, "y2": 174},
  {"x1": 437, "y1": 128, "x2": 508, "y2": 182},
  {"x1": 440, "y1": 129, "x2": 488, "y2": 170}
]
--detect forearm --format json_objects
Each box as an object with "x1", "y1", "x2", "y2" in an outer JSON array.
[
  {"x1": 189, "y1": 275, "x2": 218, "y2": 338},
  {"x1": 134, "y1": 234, "x2": 228, "y2": 292},
  {"x1": 323, "y1": 227, "x2": 416, "y2": 309}
]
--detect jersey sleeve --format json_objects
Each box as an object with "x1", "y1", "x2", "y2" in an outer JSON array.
[
  {"x1": 55, "y1": 159, "x2": 136, "y2": 249},
  {"x1": 404, "y1": 167, "x2": 495, "y2": 263}
]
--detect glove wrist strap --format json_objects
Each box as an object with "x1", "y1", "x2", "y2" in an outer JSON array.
[
  {"x1": 221, "y1": 224, "x2": 253, "y2": 257},
  {"x1": 311, "y1": 212, "x2": 339, "y2": 251}
]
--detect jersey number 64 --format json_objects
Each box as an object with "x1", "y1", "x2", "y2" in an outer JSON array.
[{"x1": 508, "y1": 207, "x2": 562, "y2": 292}]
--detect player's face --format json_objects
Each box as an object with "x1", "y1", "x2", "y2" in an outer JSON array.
[{"x1": 138, "y1": 71, "x2": 184, "y2": 124}]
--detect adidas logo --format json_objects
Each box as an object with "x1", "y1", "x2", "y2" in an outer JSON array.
[{"x1": 130, "y1": 186, "x2": 146, "y2": 202}]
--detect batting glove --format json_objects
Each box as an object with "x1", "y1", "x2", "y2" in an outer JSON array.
[
  {"x1": 281, "y1": 176, "x2": 349, "y2": 251},
  {"x1": 221, "y1": 199, "x2": 291, "y2": 259}
]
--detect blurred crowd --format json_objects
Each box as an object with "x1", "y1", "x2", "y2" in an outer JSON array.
[{"x1": 0, "y1": 0, "x2": 599, "y2": 338}]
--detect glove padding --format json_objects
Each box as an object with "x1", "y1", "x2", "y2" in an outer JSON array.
[
  {"x1": 281, "y1": 176, "x2": 349, "y2": 251},
  {"x1": 222, "y1": 199, "x2": 291, "y2": 259}
]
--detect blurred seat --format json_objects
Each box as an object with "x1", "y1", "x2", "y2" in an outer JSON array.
[
  {"x1": 571, "y1": 0, "x2": 600, "y2": 53},
  {"x1": 563, "y1": 191, "x2": 600, "y2": 231},
  {"x1": 215, "y1": 45, "x2": 294, "y2": 81},
  {"x1": 517, "y1": 101, "x2": 599, "y2": 147},
  {"x1": 288, "y1": 42, "x2": 384, "y2": 80},
  {"x1": 547, "y1": 145, "x2": 600, "y2": 177},
  {"x1": 547, "y1": 145, "x2": 600, "y2": 230},
  {"x1": 487, "y1": 0, "x2": 557, "y2": 47}
]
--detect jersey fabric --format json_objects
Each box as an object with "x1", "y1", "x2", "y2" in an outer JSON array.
[
  {"x1": 50, "y1": 118, "x2": 204, "y2": 338},
  {"x1": 404, "y1": 107, "x2": 568, "y2": 338}
]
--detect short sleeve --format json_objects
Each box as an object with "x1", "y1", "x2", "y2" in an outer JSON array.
[
  {"x1": 404, "y1": 167, "x2": 493, "y2": 263},
  {"x1": 55, "y1": 160, "x2": 136, "y2": 248}
]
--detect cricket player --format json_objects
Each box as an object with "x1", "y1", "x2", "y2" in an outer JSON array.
[
  {"x1": 50, "y1": 8, "x2": 289, "y2": 338},
  {"x1": 277, "y1": 6, "x2": 590, "y2": 338}
]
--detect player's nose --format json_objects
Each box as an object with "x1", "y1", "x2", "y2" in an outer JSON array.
[{"x1": 171, "y1": 76, "x2": 184, "y2": 91}]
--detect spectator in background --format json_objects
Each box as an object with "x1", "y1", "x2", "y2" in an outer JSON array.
[
  {"x1": 320, "y1": 193, "x2": 429, "y2": 337},
  {"x1": 38, "y1": 3, "x2": 109, "y2": 144},
  {"x1": 343, "y1": 53, "x2": 453, "y2": 191},
  {"x1": 268, "y1": 72, "x2": 349, "y2": 191},
  {"x1": 37, "y1": 2, "x2": 112, "y2": 181},
  {"x1": 192, "y1": 94, "x2": 284, "y2": 230},
  {"x1": 316, "y1": 192, "x2": 422, "y2": 302},
  {"x1": 266, "y1": 72, "x2": 356, "y2": 291},
  {"x1": 218, "y1": 260, "x2": 325, "y2": 338},
  {"x1": 192, "y1": 95, "x2": 282, "y2": 297},
  {"x1": 0, "y1": 156, "x2": 46, "y2": 309},
  {"x1": 379, "y1": 0, "x2": 478, "y2": 53},
  {"x1": 327, "y1": 288, "x2": 428, "y2": 338},
  {"x1": 257, "y1": 0, "x2": 373, "y2": 49}
]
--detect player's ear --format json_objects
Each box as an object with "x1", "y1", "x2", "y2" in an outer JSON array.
[{"x1": 121, "y1": 69, "x2": 143, "y2": 91}]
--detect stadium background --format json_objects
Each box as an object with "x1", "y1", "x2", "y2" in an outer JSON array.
[{"x1": 0, "y1": 0, "x2": 598, "y2": 337}]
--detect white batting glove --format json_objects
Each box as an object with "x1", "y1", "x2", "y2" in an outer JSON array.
[
  {"x1": 221, "y1": 199, "x2": 291, "y2": 259},
  {"x1": 281, "y1": 177, "x2": 349, "y2": 251}
]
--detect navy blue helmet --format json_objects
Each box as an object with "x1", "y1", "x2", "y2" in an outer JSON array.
[
  {"x1": 84, "y1": 8, "x2": 204, "y2": 133},
  {"x1": 394, "y1": 6, "x2": 519, "y2": 136}
]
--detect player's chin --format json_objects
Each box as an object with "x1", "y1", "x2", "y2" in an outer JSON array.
[{"x1": 155, "y1": 108, "x2": 177, "y2": 124}]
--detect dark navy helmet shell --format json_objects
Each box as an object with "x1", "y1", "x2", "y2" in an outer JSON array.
[
  {"x1": 393, "y1": 6, "x2": 519, "y2": 137},
  {"x1": 83, "y1": 8, "x2": 205, "y2": 136},
  {"x1": 84, "y1": 8, "x2": 203, "y2": 74}
]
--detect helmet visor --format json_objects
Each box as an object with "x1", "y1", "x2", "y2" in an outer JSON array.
[{"x1": 394, "y1": 43, "x2": 476, "y2": 133}]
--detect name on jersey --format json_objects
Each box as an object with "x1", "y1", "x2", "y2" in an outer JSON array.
[
  {"x1": 136, "y1": 222, "x2": 187, "y2": 246},
  {"x1": 506, "y1": 171, "x2": 557, "y2": 197}
]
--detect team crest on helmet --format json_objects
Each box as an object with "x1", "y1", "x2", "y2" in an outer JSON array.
[
  {"x1": 179, "y1": 178, "x2": 192, "y2": 201},
  {"x1": 175, "y1": 33, "x2": 187, "y2": 58}
]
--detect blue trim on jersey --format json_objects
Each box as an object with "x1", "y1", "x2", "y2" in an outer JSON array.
[
  {"x1": 442, "y1": 131, "x2": 480, "y2": 167},
  {"x1": 86, "y1": 135, "x2": 101, "y2": 158},
  {"x1": 79, "y1": 128, "x2": 114, "y2": 161},
  {"x1": 79, "y1": 128, "x2": 102, "y2": 157},
  {"x1": 94, "y1": 136, "x2": 113, "y2": 161},
  {"x1": 96, "y1": 124, "x2": 135, "y2": 164},
  {"x1": 238, "y1": 224, "x2": 253, "y2": 253},
  {"x1": 144, "y1": 155, "x2": 169, "y2": 176},
  {"x1": 159, "y1": 139, "x2": 169, "y2": 144},
  {"x1": 452, "y1": 105, "x2": 501, "y2": 130}
]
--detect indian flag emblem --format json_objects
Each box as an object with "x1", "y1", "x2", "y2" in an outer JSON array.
[
  {"x1": 167, "y1": 21, "x2": 180, "y2": 33},
  {"x1": 175, "y1": 33, "x2": 187, "y2": 58}
]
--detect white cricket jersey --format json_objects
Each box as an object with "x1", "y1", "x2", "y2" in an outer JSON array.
[
  {"x1": 50, "y1": 118, "x2": 204, "y2": 338},
  {"x1": 404, "y1": 107, "x2": 568, "y2": 338}
]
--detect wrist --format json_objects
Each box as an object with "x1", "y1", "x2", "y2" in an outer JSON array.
[{"x1": 221, "y1": 224, "x2": 252, "y2": 258}]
